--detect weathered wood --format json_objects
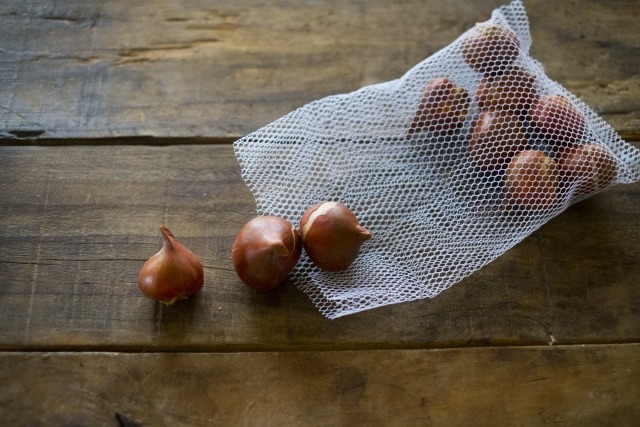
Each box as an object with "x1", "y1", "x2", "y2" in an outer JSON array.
[
  {"x1": 1, "y1": 344, "x2": 638, "y2": 426},
  {"x1": 1, "y1": 145, "x2": 638, "y2": 349},
  {"x1": 0, "y1": 0, "x2": 637, "y2": 141},
  {"x1": 1, "y1": 1, "x2": 637, "y2": 424}
]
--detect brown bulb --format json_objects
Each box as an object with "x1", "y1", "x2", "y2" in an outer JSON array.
[
  {"x1": 557, "y1": 142, "x2": 617, "y2": 197},
  {"x1": 475, "y1": 66, "x2": 537, "y2": 114},
  {"x1": 468, "y1": 109, "x2": 528, "y2": 173},
  {"x1": 232, "y1": 216, "x2": 302, "y2": 291},
  {"x1": 504, "y1": 150, "x2": 559, "y2": 211},
  {"x1": 407, "y1": 77, "x2": 470, "y2": 137},
  {"x1": 530, "y1": 94, "x2": 587, "y2": 147},
  {"x1": 461, "y1": 23, "x2": 520, "y2": 76},
  {"x1": 300, "y1": 202, "x2": 372, "y2": 272},
  {"x1": 138, "y1": 225, "x2": 204, "y2": 305}
]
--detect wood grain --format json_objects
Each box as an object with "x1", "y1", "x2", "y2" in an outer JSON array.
[
  {"x1": 0, "y1": 0, "x2": 637, "y2": 141},
  {"x1": 1, "y1": 1, "x2": 638, "y2": 424},
  {"x1": 1, "y1": 145, "x2": 638, "y2": 349},
  {"x1": 1, "y1": 344, "x2": 638, "y2": 426}
]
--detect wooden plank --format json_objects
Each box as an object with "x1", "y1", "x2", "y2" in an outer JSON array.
[
  {"x1": 1, "y1": 344, "x2": 638, "y2": 426},
  {"x1": 1, "y1": 145, "x2": 639, "y2": 349},
  {"x1": 0, "y1": 0, "x2": 637, "y2": 141}
]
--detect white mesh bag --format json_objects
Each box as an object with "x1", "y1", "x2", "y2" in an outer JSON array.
[{"x1": 234, "y1": 0, "x2": 640, "y2": 318}]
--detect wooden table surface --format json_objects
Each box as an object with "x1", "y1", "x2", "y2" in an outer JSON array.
[{"x1": 1, "y1": 0, "x2": 639, "y2": 425}]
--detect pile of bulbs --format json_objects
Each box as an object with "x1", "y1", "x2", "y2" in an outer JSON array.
[
  {"x1": 407, "y1": 22, "x2": 617, "y2": 212},
  {"x1": 137, "y1": 202, "x2": 371, "y2": 304}
]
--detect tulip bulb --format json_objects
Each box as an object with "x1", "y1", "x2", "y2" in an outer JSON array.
[
  {"x1": 504, "y1": 150, "x2": 559, "y2": 210},
  {"x1": 232, "y1": 216, "x2": 302, "y2": 291},
  {"x1": 557, "y1": 142, "x2": 617, "y2": 196},
  {"x1": 138, "y1": 225, "x2": 204, "y2": 305},
  {"x1": 300, "y1": 202, "x2": 372, "y2": 272}
]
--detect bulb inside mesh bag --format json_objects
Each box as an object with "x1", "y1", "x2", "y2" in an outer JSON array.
[{"x1": 233, "y1": 0, "x2": 640, "y2": 318}]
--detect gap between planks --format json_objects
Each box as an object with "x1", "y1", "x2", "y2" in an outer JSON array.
[
  {"x1": 1, "y1": 131, "x2": 640, "y2": 146},
  {"x1": 0, "y1": 136, "x2": 240, "y2": 146},
  {"x1": 1, "y1": 339, "x2": 639, "y2": 355}
]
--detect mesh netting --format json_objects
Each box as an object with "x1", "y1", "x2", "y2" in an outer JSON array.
[{"x1": 233, "y1": 0, "x2": 640, "y2": 318}]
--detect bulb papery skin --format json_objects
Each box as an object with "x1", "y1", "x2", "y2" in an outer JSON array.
[
  {"x1": 557, "y1": 142, "x2": 617, "y2": 196},
  {"x1": 461, "y1": 23, "x2": 521, "y2": 76},
  {"x1": 138, "y1": 226, "x2": 204, "y2": 305},
  {"x1": 232, "y1": 216, "x2": 302, "y2": 291},
  {"x1": 300, "y1": 202, "x2": 372, "y2": 272},
  {"x1": 530, "y1": 94, "x2": 587, "y2": 146},
  {"x1": 504, "y1": 150, "x2": 559, "y2": 210}
]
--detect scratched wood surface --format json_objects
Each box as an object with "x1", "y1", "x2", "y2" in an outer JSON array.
[
  {"x1": 1, "y1": 0, "x2": 639, "y2": 425},
  {"x1": 1, "y1": 145, "x2": 639, "y2": 351},
  {"x1": 1, "y1": 344, "x2": 639, "y2": 426},
  {"x1": 0, "y1": 0, "x2": 638, "y2": 142}
]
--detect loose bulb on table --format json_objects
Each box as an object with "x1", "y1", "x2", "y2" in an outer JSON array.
[{"x1": 138, "y1": 225, "x2": 204, "y2": 305}]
